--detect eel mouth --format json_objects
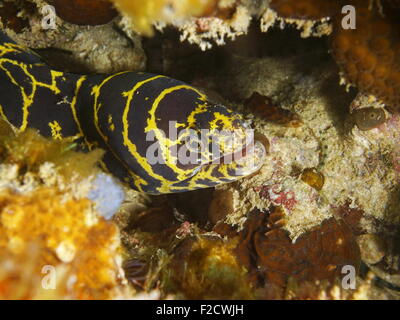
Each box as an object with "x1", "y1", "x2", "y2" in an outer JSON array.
[
  {"x1": 188, "y1": 138, "x2": 267, "y2": 180},
  {"x1": 212, "y1": 131, "x2": 268, "y2": 173},
  {"x1": 225, "y1": 139, "x2": 267, "y2": 176}
]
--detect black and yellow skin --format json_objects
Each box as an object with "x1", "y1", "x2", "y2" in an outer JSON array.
[{"x1": 0, "y1": 31, "x2": 264, "y2": 194}]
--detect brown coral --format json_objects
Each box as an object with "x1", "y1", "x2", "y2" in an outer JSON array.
[
  {"x1": 165, "y1": 236, "x2": 254, "y2": 299},
  {"x1": 270, "y1": 0, "x2": 400, "y2": 111},
  {"x1": 331, "y1": 2, "x2": 400, "y2": 109},
  {"x1": 45, "y1": 0, "x2": 118, "y2": 26},
  {"x1": 270, "y1": 0, "x2": 339, "y2": 20},
  {"x1": 226, "y1": 208, "x2": 361, "y2": 298}
]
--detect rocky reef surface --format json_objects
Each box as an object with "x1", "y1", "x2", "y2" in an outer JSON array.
[{"x1": 0, "y1": 0, "x2": 400, "y2": 299}]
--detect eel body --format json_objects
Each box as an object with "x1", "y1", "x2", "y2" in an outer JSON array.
[{"x1": 0, "y1": 31, "x2": 265, "y2": 194}]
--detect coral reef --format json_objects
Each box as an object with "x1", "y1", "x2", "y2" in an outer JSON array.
[
  {"x1": 330, "y1": 1, "x2": 400, "y2": 110},
  {"x1": 0, "y1": 188, "x2": 123, "y2": 299},
  {"x1": 117, "y1": 12, "x2": 400, "y2": 298},
  {"x1": 267, "y1": 0, "x2": 400, "y2": 112},
  {"x1": 2, "y1": 0, "x2": 400, "y2": 300},
  {"x1": 0, "y1": 0, "x2": 146, "y2": 74},
  {"x1": 232, "y1": 209, "x2": 361, "y2": 297},
  {"x1": 211, "y1": 207, "x2": 381, "y2": 300},
  {"x1": 164, "y1": 236, "x2": 254, "y2": 299},
  {"x1": 5, "y1": 0, "x2": 398, "y2": 112},
  {"x1": 111, "y1": 0, "x2": 238, "y2": 36},
  {"x1": 111, "y1": 0, "x2": 253, "y2": 50},
  {"x1": 0, "y1": 121, "x2": 129, "y2": 299}
]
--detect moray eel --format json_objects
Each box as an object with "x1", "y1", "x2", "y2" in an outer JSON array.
[{"x1": 0, "y1": 31, "x2": 266, "y2": 194}]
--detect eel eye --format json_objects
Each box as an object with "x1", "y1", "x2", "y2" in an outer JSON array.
[{"x1": 369, "y1": 112, "x2": 377, "y2": 119}]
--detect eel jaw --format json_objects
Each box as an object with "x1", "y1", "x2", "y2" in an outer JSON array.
[
  {"x1": 221, "y1": 139, "x2": 267, "y2": 177},
  {"x1": 185, "y1": 138, "x2": 267, "y2": 185}
]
